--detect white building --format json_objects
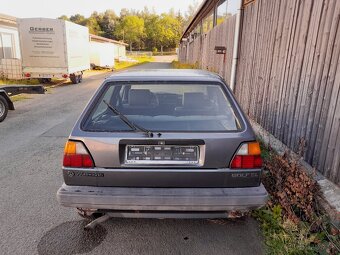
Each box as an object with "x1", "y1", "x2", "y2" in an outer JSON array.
[
  {"x1": 89, "y1": 34, "x2": 127, "y2": 61},
  {"x1": 0, "y1": 13, "x2": 22, "y2": 79}
]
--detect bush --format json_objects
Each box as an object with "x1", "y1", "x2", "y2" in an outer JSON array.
[
  {"x1": 262, "y1": 150, "x2": 319, "y2": 223},
  {"x1": 256, "y1": 143, "x2": 340, "y2": 255}
]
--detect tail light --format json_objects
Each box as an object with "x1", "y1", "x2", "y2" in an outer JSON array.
[
  {"x1": 62, "y1": 74, "x2": 68, "y2": 78},
  {"x1": 230, "y1": 142, "x2": 262, "y2": 169},
  {"x1": 24, "y1": 73, "x2": 31, "y2": 78},
  {"x1": 63, "y1": 141, "x2": 94, "y2": 168}
]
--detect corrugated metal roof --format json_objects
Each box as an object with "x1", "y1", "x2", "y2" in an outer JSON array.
[
  {"x1": 89, "y1": 34, "x2": 128, "y2": 46},
  {"x1": 181, "y1": 0, "x2": 220, "y2": 41}
]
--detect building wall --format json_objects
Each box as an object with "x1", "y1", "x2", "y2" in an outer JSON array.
[
  {"x1": 179, "y1": 15, "x2": 237, "y2": 86},
  {"x1": 179, "y1": 0, "x2": 340, "y2": 185},
  {"x1": 235, "y1": 0, "x2": 340, "y2": 184},
  {"x1": 114, "y1": 44, "x2": 126, "y2": 59}
]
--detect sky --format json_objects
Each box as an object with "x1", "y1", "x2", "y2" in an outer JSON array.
[{"x1": 0, "y1": 0, "x2": 201, "y2": 18}]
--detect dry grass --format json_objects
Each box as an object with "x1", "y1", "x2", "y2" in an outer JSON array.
[
  {"x1": 171, "y1": 60, "x2": 198, "y2": 69},
  {"x1": 254, "y1": 142, "x2": 340, "y2": 255},
  {"x1": 114, "y1": 56, "x2": 154, "y2": 70}
]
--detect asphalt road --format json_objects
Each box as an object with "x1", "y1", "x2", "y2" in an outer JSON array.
[{"x1": 0, "y1": 58, "x2": 264, "y2": 255}]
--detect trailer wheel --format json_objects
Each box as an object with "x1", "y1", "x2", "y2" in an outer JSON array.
[
  {"x1": 0, "y1": 95, "x2": 9, "y2": 122},
  {"x1": 70, "y1": 74, "x2": 78, "y2": 84},
  {"x1": 78, "y1": 74, "x2": 83, "y2": 83},
  {"x1": 38, "y1": 78, "x2": 52, "y2": 84}
]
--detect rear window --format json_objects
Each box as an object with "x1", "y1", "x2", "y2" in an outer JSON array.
[{"x1": 82, "y1": 83, "x2": 242, "y2": 132}]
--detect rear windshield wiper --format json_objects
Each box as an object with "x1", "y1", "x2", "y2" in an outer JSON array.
[{"x1": 103, "y1": 100, "x2": 154, "y2": 137}]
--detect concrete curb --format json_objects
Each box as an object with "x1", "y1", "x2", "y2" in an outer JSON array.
[{"x1": 249, "y1": 118, "x2": 340, "y2": 224}]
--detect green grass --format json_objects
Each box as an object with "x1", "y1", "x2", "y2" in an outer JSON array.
[
  {"x1": 114, "y1": 56, "x2": 154, "y2": 70},
  {"x1": 171, "y1": 60, "x2": 198, "y2": 69},
  {"x1": 254, "y1": 138, "x2": 340, "y2": 255},
  {"x1": 253, "y1": 206, "x2": 320, "y2": 255},
  {"x1": 0, "y1": 78, "x2": 40, "y2": 86},
  {"x1": 10, "y1": 94, "x2": 32, "y2": 102},
  {"x1": 258, "y1": 139, "x2": 274, "y2": 161}
]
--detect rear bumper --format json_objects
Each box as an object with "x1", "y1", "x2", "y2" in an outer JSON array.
[{"x1": 57, "y1": 183, "x2": 268, "y2": 212}]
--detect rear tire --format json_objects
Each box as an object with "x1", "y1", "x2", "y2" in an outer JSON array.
[{"x1": 0, "y1": 95, "x2": 9, "y2": 122}]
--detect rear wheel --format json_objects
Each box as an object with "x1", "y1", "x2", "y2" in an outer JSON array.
[{"x1": 0, "y1": 95, "x2": 9, "y2": 122}]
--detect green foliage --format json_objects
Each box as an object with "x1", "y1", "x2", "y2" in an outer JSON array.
[
  {"x1": 152, "y1": 14, "x2": 182, "y2": 52},
  {"x1": 114, "y1": 15, "x2": 145, "y2": 51},
  {"x1": 114, "y1": 56, "x2": 153, "y2": 70},
  {"x1": 0, "y1": 79, "x2": 40, "y2": 85},
  {"x1": 153, "y1": 51, "x2": 177, "y2": 56},
  {"x1": 85, "y1": 13, "x2": 102, "y2": 35},
  {"x1": 98, "y1": 10, "x2": 117, "y2": 39},
  {"x1": 58, "y1": 15, "x2": 69, "y2": 21},
  {"x1": 254, "y1": 206, "x2": 319, "y2": 255},
  {"x1": 256, "y1": 140, "x2": 340, "y2": 255},
  {"x1": 184, "y1": 0, "x2": 200, "y2": 28},
  {"x1": 171, "y1": 60, "x2": 198, "y2": 69},
  {"x1": 9, "y1": 94, "x2": 32, "y2": 102},
  {"x1": 59, "y1": 5, "x2": 193, "y2": 51},
  {"x1": 69, "y1": 14, "x2": 87, "y2": 26}
]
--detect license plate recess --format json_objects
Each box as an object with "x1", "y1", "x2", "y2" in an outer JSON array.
[{"x1": 125, "y1": 145, "x2": 199, "y2": 165}]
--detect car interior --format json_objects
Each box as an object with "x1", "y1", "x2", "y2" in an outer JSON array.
[
  {"x1": 116, "y1": 87, "x2": 228, "y2": 117},
  {"x1": 83, "y1": 84, "x2": 241, "y2": 132}
]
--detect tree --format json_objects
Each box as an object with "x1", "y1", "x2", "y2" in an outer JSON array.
[
  {"x1": 58, "y1": 15, "x2": 69, "y2": 21},
  {"x1": 114, "y1": 15, "x2": 145, "y2": 51},
  {"x1": 144, "y1": 13, "x2": 159, "y2": 50},
  {"x1": 152, "y1": 14, "x2": 182, "y2": 53},
  {"x1": 59, "y1": 7, "x2": 188, "y2": 51},
  {"x1": 184, "y1": 0, "x2": 200, "y2": 27},
  {"x1": 98, "y1": 10, "x2": 117, "y2": 39},
  {"x1": 69, "y1": 14, "x2": 87, "y2": 26},
  {"x1": 86, "y1": 12, "x2": 102, "y2": 35},
  {"x1": 176, "y1": 11, "x2": 185, "y2": 33},
  {"x1": 120, "y1": 8, "x2": 131, "y2": 18}
]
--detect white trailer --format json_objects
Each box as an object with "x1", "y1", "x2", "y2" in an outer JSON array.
[
  {"x1": 89, "y1": 41, "x2": 115, "y2": 69},
  {"x1": 17, "y1": 18, "x2": 90, "y2": 84}
]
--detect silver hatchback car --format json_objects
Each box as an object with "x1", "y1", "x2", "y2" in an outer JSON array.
[{"x1": 57, "y1": 69, "x2": 268, "y2": 225}]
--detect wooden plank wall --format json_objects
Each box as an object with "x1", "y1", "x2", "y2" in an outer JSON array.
[
  {"x1": 178, "y1": 15, "x2": 237, "y2": 85},
  {"x1": 235, "y1": 0, "x2": 340, "y2": 184}
]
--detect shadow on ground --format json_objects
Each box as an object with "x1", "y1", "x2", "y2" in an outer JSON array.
[
  {"x1": 37, "y1": 220, "x2": 107, "y2": 255},
  {"x1": 37, "y1": 217, "x2": 263, "y2": 255}
]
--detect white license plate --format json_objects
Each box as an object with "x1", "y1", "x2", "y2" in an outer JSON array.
[{"x1": 125, "y1": 145, "x2": 199, "y2": 165}]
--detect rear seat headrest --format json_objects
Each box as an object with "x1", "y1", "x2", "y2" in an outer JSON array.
[
  {"x1": 128, "y1": 89, "x2": 152, "y2": 106},
  {"x1": 183, "y1": 92, "x2": 205, "y2": 108}
]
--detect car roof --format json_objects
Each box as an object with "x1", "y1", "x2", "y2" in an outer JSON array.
[{"x1": 106, "y1": 69, "x2": 224, "y2": 82}]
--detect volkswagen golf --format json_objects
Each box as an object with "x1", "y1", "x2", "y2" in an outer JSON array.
[{"x1": 57, "y1": 69, "x2": 268, "y2": 227}]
